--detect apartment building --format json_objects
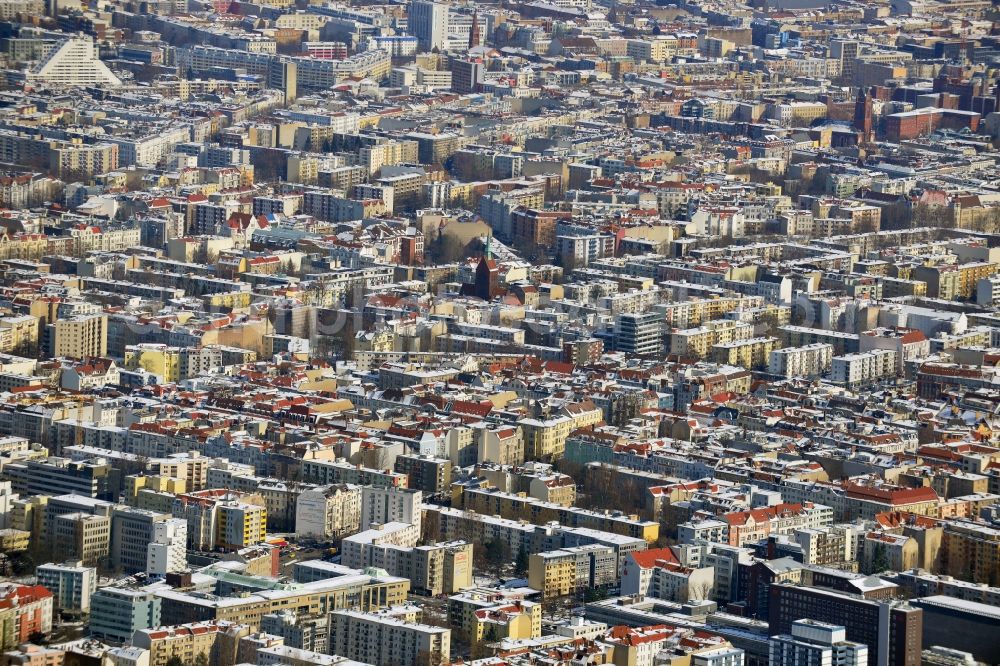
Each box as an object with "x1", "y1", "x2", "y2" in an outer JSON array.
[
  {"x1": 712, "y1": 336, "x2": 778, "y2": 369},
  {"x1": 342, "y1": 534, "x2": 472, "y2": 596},
  {"x1": 621, "y1": 548, "x2": 715, "y2": 603},
  {"x1": 0, "y1": 316, "x2": 39, "y2": 357},
  {"x1": 52, "y1": 313, "x2": 107, "y2": 359},
  {"x1": 768, "y1": 343, "x2": 834, "y2": 378},
  {"x1": 859, "y1": 327, "x2": 929, "y2": 373},
  {"x1": 300, "y1": 459, "x2": 408, "y2": 488},
  {"x1": 50, "y1": 142, "x2": 119, "y2": 182},
  {"x1": 260, "y1": 610, "x2": 328, "y2": 654},
  {"x1": 329, "y1": 609, "x2": 451, "y2": 666},
  {"x1": 360, "y1": 485, "x2": 421, "y2": 532},
  {"x1": 131, "y1": 620, "x2": 250, "y2": 666},
  {"x1": 793, "y1": 525, "x2": 858, "y2": 566},
  {"x1": 447, "y1": 589, "x2": 541, "y2": 650},
  {"x1": 147, "y1": 518, "x2": 188, "y2": 576},
  {"x1": 302, "y1": 191, "x2": 387, "y2": 222},
  {"x1": 671, "y1": 320, "x2": 753, "y2": 359},
  {"x1": 938, "y1": 519, "x2": 1000, "y2": 585},
  {"x1": 656, "y1": 295, "x2": 758, "y2": 329},
  {"x1": 830, "y1": 349, "x2": 898, "y2": 388},
  {"x1": 780, "y1": 325, "x2": 860, "y2": 355},
  {"x1": 0, "y1": 585, "x2": 53, "y2": 649},
  {"x1": 475, "y1": 425, "x2": 524, "y2": 467},
  {"x1": 394, "y1": 454, "x2": 452, "y2": 495},
  {"x1": 914, "y1": 262, "x2": 999, "y2": 300},
  {"x1": 217, "y1": 501, "x2": 267, "y2": 550},
  {"x1": 360, "y1": 140, "x2": 420, "y2": 176},
  {"x1": 459, "y1": 486, "x2": 659, "y2": 542},
  {"x1": 527, "y1": 544, "x2": 616, "y2": 599},
  {"x1": 294, "y1": 484, "x2": 362, "y2": 540},
  {"x1": 427, "y1": 506, "x2": 538, "y2": 557},
  {"x1": 720, "y1": 502, "x2": 834, "y2": 547},
  {"x1": 519, "y1": 415, "x2": 573, "y2": 462},
  {"x1": 341, "y1": 522, "x2": 420, "y2": 569},
  {"x1": 170, "y1": 489, "x2": 265, "y2": 551}
]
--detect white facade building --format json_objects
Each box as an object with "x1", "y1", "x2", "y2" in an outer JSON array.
[
  {"x1": 295, "y1": 484, "x2": 362, "y2": 539},
  {"x1": 329, "y1": 609, "x2": 451, "y2": 666},
  {"x1": 27, "y1": 37, "x2": 122, "y2": 87},
  {"x1": 769, "y1": 620, "x2": 868, "y2": 666},
  {"x1": 361, "y1": 485, "x2": 422, "y2": 531},
  {"x1": 830, "y1": 349, "x2": 897, "y2": 388},
  {"x1": 146, "y1": 518, "x2": 187, "y2": 576},
  {"x1": 409, "y1": 0, "x2": 448, "y2": 52},
  {"x1": 768, "y1": 343, "x2": 834, "y2": 378}
]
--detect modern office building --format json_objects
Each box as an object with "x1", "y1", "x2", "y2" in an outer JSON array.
[
  {"x1": 110, "y1": 507, "x2": 170, "y2": 574},
  {"x1": 614, "y1": 311, "x2": 663, "y2": 356},
  {"x1": 769, "y1": 619, "x2": 869, "y2": 666},
  {"x1": 35, "y1": 561, "x2": 97, "y2": 613},
  {"x1": 408, "y1": 0, "x2": 448, "y2": 52},
  {"x1": 4, "y1": 457, "x2": 113, "y2": 501},
  {"x1": 89, "y1": 587, "x2": 162, "y2": 643},
  {"x1": 911, "y1": 596, "x2": 1000, "y2": 665},
  {"x1": 769, "y1": 584, "x2": 922, "y2": 666}
]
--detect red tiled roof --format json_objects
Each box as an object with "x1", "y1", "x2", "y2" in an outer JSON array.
[{"x1": 629, "y1": 547, "x2": 679, "y2": 569}]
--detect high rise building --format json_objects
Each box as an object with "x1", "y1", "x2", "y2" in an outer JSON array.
[
  {"x1": 361, "y1": 485, "x2": 422, "y2": 531},
  {"x1": 52, "y1": 313, "x2": 108, "y2": 359},
  {"x1": 110, "y1": 507, "x2": 169, "y2": 574},
  {"x1": 409, "y1": 0, "x2": 449, "y2": 52},
  {"x1": 614, "y1": 312, "x2": 663, "y2": 357},
  {"x1": 217, "y1": 501, "x2": 267, "y2": 550},
  {"x1": 830, "y1": 39, "x2": 859, "y2": 83},
  {"x1": 146, "y1": 518, "x2": 188, "y2": 576}
]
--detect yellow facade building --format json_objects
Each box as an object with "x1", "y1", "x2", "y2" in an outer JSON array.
[{"x1": 124, "y1": 344, "x2": 182, "y2": 383}]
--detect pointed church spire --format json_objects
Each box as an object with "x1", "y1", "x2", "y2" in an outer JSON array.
[{"x1": 469, "y1": 9, "x2": 480, "y2": 49}]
